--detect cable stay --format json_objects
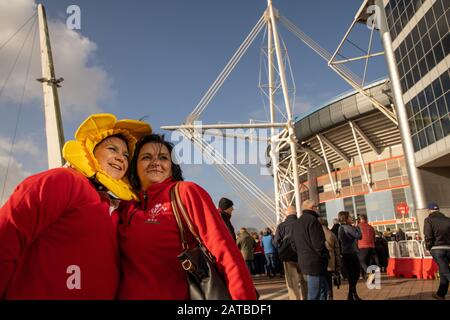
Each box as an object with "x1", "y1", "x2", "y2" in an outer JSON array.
[{"x1": 1, "y1": 16, "x2": 39, "y2": 203}]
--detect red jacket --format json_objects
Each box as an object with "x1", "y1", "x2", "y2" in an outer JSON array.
[
  {"x1": 118, "y1": 177, "x2": 256, "y2": 300},
  {"x1": 0, "y1": 168, "x2": 120, "y2": 299},
  {"x1": 358, "y1": 221, "x2": 376, "y2": 249}
]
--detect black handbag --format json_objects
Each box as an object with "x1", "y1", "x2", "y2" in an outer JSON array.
[{"x1": 170, "y1": 183, "x2": 231, "y2": 300}]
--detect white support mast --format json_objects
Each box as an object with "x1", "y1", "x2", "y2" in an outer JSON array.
[
  {"x1": 266, "y1": 2, "x2": 282, "y2": 223},
  {"x1": 37, "y1": 4, "x2": 64, "y2": 168},
  {"x1": 267, "y1": 0, "x2": 302, "y2": 216}
]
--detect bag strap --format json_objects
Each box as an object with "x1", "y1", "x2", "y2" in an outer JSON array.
[
  {"x1": 171, "y1": 182, "x2": 215, "y2": 261},
  {"x1": 170, "y1": 184, "x2": 189, "y2": 250}
]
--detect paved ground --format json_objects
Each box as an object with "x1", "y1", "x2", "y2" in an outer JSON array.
[{"x1": 253, "y1": 273, "x2": 448, "y2": 300}]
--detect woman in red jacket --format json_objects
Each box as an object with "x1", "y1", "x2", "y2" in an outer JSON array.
[
  {"x1": 118, "y1": 134, "x2": 257, "y2": 300},
  {"x1": 0, "y1": 114, "x2": 151, "y2": 299}
]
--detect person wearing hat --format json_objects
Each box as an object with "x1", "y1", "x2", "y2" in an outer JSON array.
[
  {"x1": 0, "y1": 114, "x2": 151, "y2": 299},
  {"x1": 218, "y1": 197, "x2": 236, "y2": 241},
  {"x1": 424, "y1": 202, "x2": 450, "y2": 300}
]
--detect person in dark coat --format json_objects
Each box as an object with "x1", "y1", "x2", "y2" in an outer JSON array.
[
  {"x1": 292, "y1": 200, "x2": 329, "y2": 300},
  {"x1": 330, "y1": 218, "x2": 340, "y2": 239},
  {"x1": 274, "y1": 206, "x2": 308, "y2": 300},
  {"x1": 374, "y1": 231, "x2": 389, "y2": 272},
  {"x1": 395, "y1": 227, "x2": 406, "y2": 242},
  {"x1": 218, "y1": 197, "x2": 236, "y2": 241},
  {"x1": 424, "y1": 202, "x2": 450, "y2": 300},
  {"x1": 338, "y1": 211, "x2": 362, "y2": 300}
]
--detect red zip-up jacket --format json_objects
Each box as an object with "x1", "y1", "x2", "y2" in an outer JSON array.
[
  {"x1": 0, "y1": 168, "x2": 120, "y2": 299},
  {"x1": 358, "y1": 221, "x2": 375, "y2": 249},
  {"x1": 117, "y1": 177, "x2": 256, "y2": 300}
]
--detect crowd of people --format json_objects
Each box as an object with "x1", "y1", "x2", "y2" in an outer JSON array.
[{"x1": 230, "y1": 199, "x2": 449, "y2": 301}]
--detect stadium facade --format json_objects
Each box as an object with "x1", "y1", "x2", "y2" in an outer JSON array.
[{"x1": 292, "y1": 0, "x2": 450, "y2": 233}]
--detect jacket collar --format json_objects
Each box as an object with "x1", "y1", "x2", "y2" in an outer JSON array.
[
  {"x1": 429, "y1": 211, "x2": 445, "y2": 218},
  {"x1": 302, "y1": 209, "x2": 319, "y2": 218},
  {"x1": 285, "y1": 214, "x2": 297, "y2": 221}
]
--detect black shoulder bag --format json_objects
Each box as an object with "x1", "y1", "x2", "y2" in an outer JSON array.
[{"x1": 170, "y1": 183, "x2": 231, "y2": 300}]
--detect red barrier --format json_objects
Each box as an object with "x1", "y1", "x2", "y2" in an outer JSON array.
[
  {"x1": 422, "y1": 258, "x2": 438, "y2": 279},
  {"x1": 387, "y1": 258, "x2": 423, "y2": 279}
]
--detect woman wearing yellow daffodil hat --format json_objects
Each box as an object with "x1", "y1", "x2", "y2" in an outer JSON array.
[{"x1": 0, "y1": 113, "x2": 151, "y2": 300}]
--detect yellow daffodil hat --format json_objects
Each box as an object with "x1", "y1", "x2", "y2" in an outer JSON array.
[{"x1": 62, "y1": 113, "x2": 152, "y2": 200}]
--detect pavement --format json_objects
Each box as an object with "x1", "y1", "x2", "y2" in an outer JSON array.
[{"x1": 253, "y1": 273, "x2": 448, "y2": 300}]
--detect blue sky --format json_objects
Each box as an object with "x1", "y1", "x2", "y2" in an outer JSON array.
[{"x1": 0, "y1": 0, "x2": 388, "y2": 230}]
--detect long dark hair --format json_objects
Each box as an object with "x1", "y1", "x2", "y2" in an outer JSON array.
[{"x1": 129, "y1": 134, "x2": 184, "y2": 190}]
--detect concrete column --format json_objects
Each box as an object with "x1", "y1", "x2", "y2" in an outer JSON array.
[{"x1": 375, "y1": 0, "x2": 428, "y2": 236}]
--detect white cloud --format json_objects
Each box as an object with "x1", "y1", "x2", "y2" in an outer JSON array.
[
  {"x1": 0, "y1": 0, "x2": 113, "y2": 118},
  {"x1": 0, "y1": 136, "x2": 34, "y2": 206},
  {"x1": 0, "y1": 135, "x2": 40, "y2": 157}
]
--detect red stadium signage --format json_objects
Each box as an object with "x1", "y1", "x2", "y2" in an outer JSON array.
[{"x1": 396, "y1": 203, "x2": 409, "y2": 215}]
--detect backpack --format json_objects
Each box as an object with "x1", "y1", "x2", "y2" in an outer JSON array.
[{"x1": 277, "y1": 236, "x2": 297, "y2": 262}]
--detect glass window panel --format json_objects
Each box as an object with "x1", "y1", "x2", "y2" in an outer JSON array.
[
  {"x1": 413, "y1": 0, "x2": 423, "y2": 12},
  {"x1": 406, "y1": 101, "x2": 413, "y2": 118},
  {"x1": 433, "y1": 0, "x2": 445, "y2": 22},
  {"x1": 415, "y1": 112, "x2": 424, "y2": 130},
  {"x1": 406, "y1": 34, "x2": 414, "y2": 50},
  {"x1": 418, "y1": 58, "x2": 428, "y2": 77},
  {"x1": 412, "y1": 65, "x2": 420, "y2": 83},
  {"x1": 352, "y1": 175, "x2": 362, "y2": 185},
  {"x1": 412, "y1": 26, "x2": 420, "y2": 45},
  {"x1": 398, "y1": 60, "x2": 405, "y2": 77},
  {"x1": 403, "y1": 53, "x2": 411, "y2": 71},
  {"x1": 432, "y1": 78, "x2": 443, "y2": 99},
  {"x1": 400, "y1": 41, "x2": 407, "y2": 57},
  {"x1": 412, "y1": 134, "x2": 420, "y2": 151},
  {"x1": 406, "y1": 2, "x2": 414, "y2": 20},
  {"x1": 409, "y1": 49, "x2": 417, "y2": 67},
  {"x1": 411, "y1": 96, "x2": 420, "y2": 114},
  {"x1": 446, "y1": 7, "x2": 450, "y2": 29},
  {"x1": 433, "y1": 121, "x2": 444, "y2": 140},
  {"x1": 425, "y1": 10, "x2": 435, "y2": 29},
  {"x1": 417, "y1": 40, "x2": 425, "y2": 59},
  {"x1": 425, "y1": 50, "x2": 435, "y2": 71},
  {"x1": 398, "y1": 0, "x2": 405, "y2": 16},
  {"x1": 341, "y1": 179, "x2": 351, "y2": 187},
  {"x1": 406, "y1": 72, "x2": 414, "y2": 89},
  {"x1": 433, "y1": 43, "x2": 445, "y2": 65},
  {"x1": 446, "y1": 93, "x2": 450, "y2": 114},
  {"x1": 395, "y1": 21, "x2": 403, "y2": 35},
  {"x1": 441, "y1": 71, "x2": 450, "y2": 93},
  {"x1": 417, "y1": 91, "x2": 426, "y2": 108},
  {"x1": 425, "y1": 125, "x2": 436, "y2": 144},
  {"x1": 436, "y1": 15, "x2": 447, "y2": 38},
  {"x1": 422, "y1": 32, "x2": 432, "y2": 53},
  {"x1": 442, "y1": 116, "x2": 450, "y2": 136},
  {"x1": 424, "y1": 84, "x2": 434, "y2": 104},
  {"x1": 443, "y1": 33, "x2": 450, "y2": 56},
  {"x1": 395, "y1": 48, "x2": 401, "y2": 63},
  {"x1": 422, "y1": 108, "x2": 432, "y2": 126},
  {"x1": 401, "y1": 78, "x2": 407, "y2": 93},
  {"x1": 418, "y1": 130, "x2": 428, "y2": 148},
  {"x1": 436, "y1": 96, "x2": 447, "y2": 117},
  {"x1": 429, "y1": 102, "x2": 439, "y2": 121},
  {"x1": 401, "y1": 12, "x2": 409, "y2": 29},
  {"x1": 417, "y1": 18, "x2": 427, "y2": 37},
  {"x1": 429, "y1": 25, "x2": 440, "y2": 46},
  {"x1": 409, "y1": 117, "x2": 417, "y2": 134},
  {"x1": 390, "y1": 28, "x2": 397, "y2": 40}
]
